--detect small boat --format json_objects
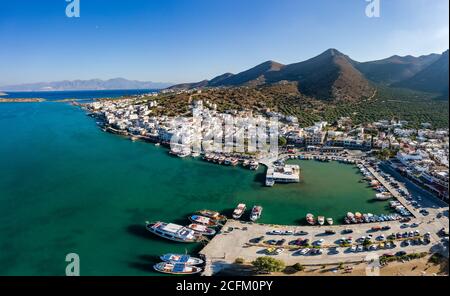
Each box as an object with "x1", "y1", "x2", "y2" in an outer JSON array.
[
  {"x1": 326, "y1": 218, "x2": 333, "y2": 225},
  {"x1": 189, "y1": 215, "x2": 218, "y2": 227},
  {"x1": 318, "y1": 216, "x2": 325, "y2": 226},
  {"x1": 249, "y1": 161, "x2": 259, "y2": 170},
  {"x1": 306, "y1": 213, "x2": 316, "y2": 225},
  {"x1": 242, "y1": 160, "x2": 250, "y2": 167},
  {"x1": 230, "y1": 158, "x2": 239, "y2": 166},
  {"x1": 187, "y1": 223, "x2": 216, "y2": 236},
  {"x1": 160, "y1": 253, "x2": 204, "y2": 265},
  {"x1": 153, "y1": 262, "x2": 202, "y2": 275},
  {"x1": 155, "y1": 143, "x2": 161, "y2": 146},
  {"x1": 197, "y1": 210, "x2": 226, "y2": 221},
  {"x1": 232, "y1": 203, "x2": 246, "y2": 219},
  {"x1": 376, "y1": 192, "x2": 393, "y2": 200},
  {"x1": 250, "y1": 205, "x2": 263, "y2": 222},
  {"x1": 145, "y1": 221, "x2": 202, "y2": 243}
]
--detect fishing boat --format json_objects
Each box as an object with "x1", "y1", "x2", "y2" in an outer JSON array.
[
  {"x1": 160, "y1": 253, "x2": 204, "y2": 265},
  {"x1": 318, "y1": 216, "x2": 325, "y2": 226},
  {"x1": 232, "y1": 203, "x2": 246, "y2": 219},
  {"x1": 187, "y1": 223, "x2": 216, "y2": 236},
  {"x1": 250, "y1": 205, "x2": 263, "y2": 222},
  {"x1": 189, "y1": 215, "x2": 218, "y2": 227},
  {"x1": 197, "y1": 210, "x2": 226, "y2": 221},
  {"x1": 326, "y1": 218, "x2": 333, "y2": 225},
  {"x1": 153, "y1": 262, "x2": 202, "y2": 275},
  {"x1": 306, "y1": 213, "x2": 316, "y2": 225},
  {"x1": 145, "y1": 221, "x2": 202, "y2": 243}
]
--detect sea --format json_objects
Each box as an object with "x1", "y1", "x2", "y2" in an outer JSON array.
[{"x1": 0, "y1": 90, "x2": 394, "y2": 275}]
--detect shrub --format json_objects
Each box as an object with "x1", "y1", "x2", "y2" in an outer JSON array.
[
  {"x1": 292, "y1": 263, "x2": 305, "y2": 272},
  {"x1": 234, "y1": 257, "x2": 245, "y2": 264},
  {"x1": 251, "y1": 257, "x2": 285, "y2": 273}
]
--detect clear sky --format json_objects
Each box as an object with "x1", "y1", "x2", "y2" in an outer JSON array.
[{"x1": 0, "y1": 0, "x2": 448, "y2": 85}]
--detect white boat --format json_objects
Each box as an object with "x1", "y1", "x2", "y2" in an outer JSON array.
[
  {"x1": 232, "y1": 203, "x2": 246, "y2": 219},
  {"x1": 250, "y1": 205, "x2": 263, "y2": 222},
  {"x1": 153, "y1": 262, "x2": 202, "y2": 275},
  {"x1": 187, "y1": 223, "x2": 216, "y2": 236},
  {"x1": 318, "y1": 216, "x2": 325, "y2": 226},
  {"x1": 145, "y1": 221, "x2": 202, "y2": 243},
  {"x1": 326, "y1": 218, "x2": 333, "y2": 225},
  {"x1": 376, "y1": 192, "x2": 393, "y2": 200},
  {"x1": 160, "y1": 253, "x2": 204, "y2": 265}
]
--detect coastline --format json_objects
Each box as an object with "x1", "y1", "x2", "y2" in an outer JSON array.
[{"x1": 0, "y1": 98, "x2": 45, "y2": 103}]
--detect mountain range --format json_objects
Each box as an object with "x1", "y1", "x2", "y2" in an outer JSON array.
[
  {"x1": 0, "y1": 78, "x2": 172, "y2": 91},
  {"x1": 171, "y1": 48, "x2": 449, "y2": 101}
]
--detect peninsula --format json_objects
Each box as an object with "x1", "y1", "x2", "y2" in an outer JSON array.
[{"x1": 0, "y1": 98, "x2": 45, "y2": 103}]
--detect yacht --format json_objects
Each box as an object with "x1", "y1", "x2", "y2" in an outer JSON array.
[
  {"x1": 145, "y1": 221, "x2": 202, "y2": 243},
  {"x1": 250, "y1": 205, "x2": 263, "y2": 222},
  {"x1": 153, "y1": 262, "x2": 202, "y2": 275},
  {"x1": 232, "y1": 203, "x2": 246, "y2": 219},
  {"x1": 160, "y1": 253, "x2": 204, "y2": 265}
]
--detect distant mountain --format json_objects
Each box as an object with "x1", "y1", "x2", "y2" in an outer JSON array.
[
  {"x1": 0, "y1": 78, "x2": 173, "y2": 91},
  {"x1": 211, "y1": 61, "x2": 285, "y2": 87},
  {"x1": 170, "y1": 48, "x2": 449, "y2": 101},
  {"x1": 355, "y1": 54, "x2": 440, "y2": 84},
  {"x1": 393, "y1": 50, "x2": 449, "y2": 97},
  {"x1": 171, "y1": 49, "x2": 374, "y2": 101}
]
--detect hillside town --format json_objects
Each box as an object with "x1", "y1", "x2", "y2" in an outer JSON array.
[{"x1": 84, "y1": 95, "x2": 449, "y2": 203}]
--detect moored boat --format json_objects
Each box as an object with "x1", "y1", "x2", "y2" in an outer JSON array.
[
  {"x1": 326, "y1": 217, "x2": 333, "y2": 225},
  {"x1": 160, "y1": 253, "x2": 204, "y2": 265},
  {"x1": 153, "y1": 262, "x2": 202, "y2": 275},
  {"x1": 318, "y1": 216, "x2": 325, "y2": 225},
  {"x1": 376, "y1": 192, "x2": 393, "y2": 200},
  {"x1": 187, "y1": 223, "x2": 216, "y2": 236},
  {"x1": 197, "y1": 209, "x2": 226, "y2": 221},
  {"x1": 145, "y1": 221, "x2": 202, "y2": 243},
  {"x1": 189, "y1": 215, "x2": 218, "y2": 227},
  {"x1": 232, "y1": 203, "x2": 246, "y2": 219},
  {"x1": 250, "y1": 205, "x2": 263, "y2": 222},
  {"x1": 306, "y1": 213, "x2": 316, "y2": 225}
]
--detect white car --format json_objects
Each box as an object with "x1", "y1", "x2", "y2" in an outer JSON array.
[
  {"x1": 269, "y1": 230, "x2": 283, "y2": 235},
  {"x1": 350, "y1": 245, "x2": 357, "y2": 252},
  {"x1": 274, "y1": 248, "x2": 284, "y2": 255},
  {"x1": 357, "y1": 245, "x2": 364, "y2": 252},
  {"x1": 300, "y1": 248, "x2": 310, "y2": 255}
]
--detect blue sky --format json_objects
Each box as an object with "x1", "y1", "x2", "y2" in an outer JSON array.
[{"x1": 0, "y1": 0, "x2": 448, "y2": 85}]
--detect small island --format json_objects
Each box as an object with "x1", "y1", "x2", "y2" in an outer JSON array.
[{"x1": 0, "y1": 98, "x2": 46, "y2": 103}]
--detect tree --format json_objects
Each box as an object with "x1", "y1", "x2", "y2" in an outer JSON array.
[
  {"x1": 278, "y1": 136, "x2": 287, "y2": 147},
  {"x1": 251, "y1": 257, "x2": 285, "y2": 273}
]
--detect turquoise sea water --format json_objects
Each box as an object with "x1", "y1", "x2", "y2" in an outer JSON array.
[{"x1": 0, "y1": 91, "x2": 393, "y2": 275}]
